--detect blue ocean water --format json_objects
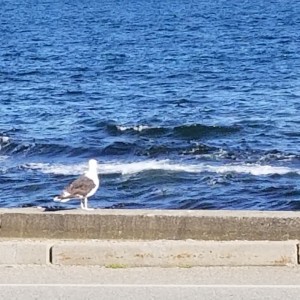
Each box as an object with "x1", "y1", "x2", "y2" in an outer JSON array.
[{"x1": 1, "y1": 0, "x2": 300, "y2": 210}]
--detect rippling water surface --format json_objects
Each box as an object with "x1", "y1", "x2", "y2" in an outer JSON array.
[{"x1": 1, "y1": 0, "x2": 300, "y2": 210}]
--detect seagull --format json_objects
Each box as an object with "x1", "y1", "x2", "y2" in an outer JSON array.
[{"x1": 53, "y1": 159, "x2": 99, "y2": 210}]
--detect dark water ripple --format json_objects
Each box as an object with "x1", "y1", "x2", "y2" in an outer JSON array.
[{"x1": 1, "y1": 0, "x2": 300, "y2": 210}]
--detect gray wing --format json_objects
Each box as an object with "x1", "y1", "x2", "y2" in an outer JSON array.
[{"x1": 65, "y1": 175, "x2": 96, "y2": 197}]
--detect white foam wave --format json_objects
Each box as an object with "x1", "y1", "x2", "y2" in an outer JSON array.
[
  {"x1": 0, "y1": 136, "x2": 10, "y2": 152},
  {"x1": 0, "y1": 136, "x2": 10, "y2": 143},
  {"x1": 208, "y1": 164, "x2": 296, "y2": 176},
  {"x1": 117, "y1": 125, "x2": 152, "y2": 132},
  {"x1": 24, "y1": 160, "x2": 300, "y2": 177}
]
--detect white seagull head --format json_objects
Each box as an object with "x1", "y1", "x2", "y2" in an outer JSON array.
[{"x1": 88, "y1": 159, "x2": 98, "y2": 170}]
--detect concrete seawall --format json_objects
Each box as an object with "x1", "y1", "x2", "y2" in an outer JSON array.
[{"x1": 1, "y1": 208, "x2": 300, "y2": 267}]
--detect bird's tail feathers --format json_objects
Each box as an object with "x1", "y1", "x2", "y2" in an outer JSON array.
[
  {"x1": 53, "y1": 195, "x2": 62, "y2": 202},
  {"x1": 53, "y1": 191, "x2": 71, "y2": 202}
]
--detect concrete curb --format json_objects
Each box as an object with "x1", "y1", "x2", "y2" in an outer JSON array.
[
  {"x1": 0, "y1": 239, "x2": 298, "y2": 267},
  {"x1": 51, "y1": 240, "x2": 298, "y2": 267},
  {"x1": 1, "y1": 208, "x2": 300, "y2": 240},
  {"x1": 1, "y1": 208, "x2": 300, "y2": 266},
  {"x1": 0, "y1": 240, "x2": 49, "y2": 265}
]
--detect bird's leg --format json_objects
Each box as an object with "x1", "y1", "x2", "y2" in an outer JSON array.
[
  {"x1": 83, "y1": 197, "x2": 94, "y2": 211},
  {"x1": 80, "y1": 199, "x2": 85, "y2": 209}
]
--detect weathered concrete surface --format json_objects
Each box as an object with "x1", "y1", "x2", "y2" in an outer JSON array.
[
  {"x1": 51, "y1": 240, "x2": 298, "y2": 267},
  {"x1": 2, "y1": 284, "x2": 300, "y2": 300},
  {"x1": 0, "y1": 239, "x2": 298, "y2": 267},
  {"x1": 0, "y1": 240, "x2": 49, "y2": 265},
  {"x1": 3, "y1": 265, "x2": 300, "y2": 285},
  {"x1": 2, "y1": 265, "x2": 300, "y2": 300},
  {"x1": 1, "y1": 208, "x2": 300, "y2": 240}
]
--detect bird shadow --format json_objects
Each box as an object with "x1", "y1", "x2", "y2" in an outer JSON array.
[
  {"x1": 18, "y1": 203, "x2": 78, "y2": 212},
  {"x1": 42, "y1": 206, "x2": 77, "y2": 212}
]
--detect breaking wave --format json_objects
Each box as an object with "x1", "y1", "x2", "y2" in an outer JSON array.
[
  {"x1": 24, "y1": 160, "x2": 300, "y2": 176},
  {"x1": 106, "y1": 123, "x2": 240, "y2": 139}
]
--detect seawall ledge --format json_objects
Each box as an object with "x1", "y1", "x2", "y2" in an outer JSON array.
[
  {"x1": 1, "y1": 207, "x2": 300, "y2": 217},
  {"x1": 0, "y1": 208, "x2": 300, "y2": 241}
]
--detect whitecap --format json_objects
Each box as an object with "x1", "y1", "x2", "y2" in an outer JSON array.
[
  {"x1": 206, "y1": 164, "x2": 297, "y2": 176},
  {"x1": 117, "y1": 125, "x2": 152, "y2": 132},
  {"x1": 24, "y1": 160, "x2": 300, "y2": 177},
  {"x1": 0, "y1": 136, "x2": 10, "y2": 143}
]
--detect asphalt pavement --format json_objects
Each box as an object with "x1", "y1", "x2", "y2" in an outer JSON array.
[{"x1": 0, "y1": 265, "x2": 300, "y2": 300}]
